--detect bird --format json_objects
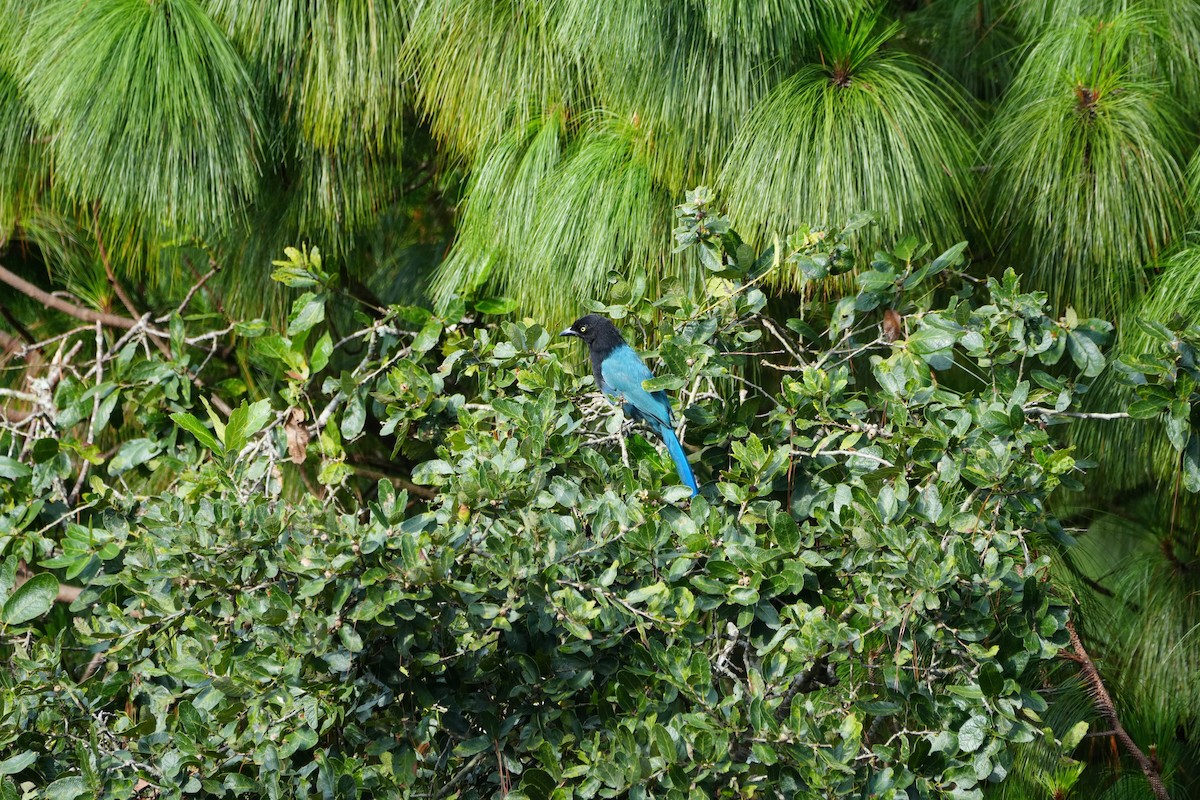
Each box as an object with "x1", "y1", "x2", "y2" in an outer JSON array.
[{"x1": 560, "y1": 314, "x2": 699, "y2": 495}]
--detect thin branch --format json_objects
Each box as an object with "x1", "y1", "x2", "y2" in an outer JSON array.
[
  {"x1": 0, "y1": 262, "x2": 138, "y2": 330},
  {"x1": 92, "y1": 202, "x2": 142, "y2": 321},
  {"x1": 761, "y1": 359, "x2": 806, "y2": 372},
  {"x1": 13, "y1": 569, "x2": 83, "y2": 605},
  {"x1": 0, "y1": 387, "x2": 40, "y2": 404},
  {"x1": 433, "y1": 753, "x2": 485, "y2": 799},
  {"x1": 1065, "y1": 620, "x2": 1170, "y2": 800},
  {"x1": 757, "y1": 314, "x2": 807, "y2": 364},
  {"x1": 347, "y1": 462, "x2": 438, "y2": 500},
  {"x1": 1026, "y1": 407, "x2": 1131, "y2": 421},
  {"x1": 80, "y1": 651, "x2": 107, "y2": 682},
  {"x1": 0, "y1": 305, "x2": 36, "y2": 344},
  {"x1": 806, "y1": 448, "x2": 895, "y2": 468},
  {"x1": 159, "y1": 263, "x2": 220, "y2": 322},
  {"x1": 13, "y1": 324, "x2": 95, "y2": 357}
]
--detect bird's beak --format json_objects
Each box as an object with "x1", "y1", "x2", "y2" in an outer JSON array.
[{"x1": 559, "y1": 327, "x2": 578, "y2": 338}]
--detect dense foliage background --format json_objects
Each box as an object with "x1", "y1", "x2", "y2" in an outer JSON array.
[{"x1": 1, "y1": 0, "x2": 1199, "y2": 798}]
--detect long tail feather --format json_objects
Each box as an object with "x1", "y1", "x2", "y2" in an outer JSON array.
[{"x1": 658, "y1": 424, "x2": 698, "y2": 495}]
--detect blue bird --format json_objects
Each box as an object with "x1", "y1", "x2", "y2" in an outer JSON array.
[{"x1": 561, "y1": 314, "x2": 698, "y2": 495}]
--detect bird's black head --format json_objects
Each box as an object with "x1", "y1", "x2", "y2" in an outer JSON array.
[{"x1": 559, "y1": 314, "x2": 625, "y2": 352}]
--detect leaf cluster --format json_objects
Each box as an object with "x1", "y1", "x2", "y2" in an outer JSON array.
[{"x1": 4, "y1": 203, "x2": 1180, "y2": 798}]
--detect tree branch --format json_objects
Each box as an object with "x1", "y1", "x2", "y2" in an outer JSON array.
[
  {"x1": 14, "y1": 568, "x2": 83, "y2": 605},
  {"x1": 0, "y1": 262, "x2": 138, "y2": 330},
  {"x1": 0, "y1": 310, "x2": 34, "y2": 346},
  {"x1": 1065, "y1": 620, "x2": 1170, "y2": 800},
  {"x1": 1026, "y1": 407, "x2": 1131, "y2": 421},
  {"x1": 93, "y1": 202, "x2": 143, "y2": 321},
  {"x1": 348, "y1": 460, "x2": 438, "y2": 500}
]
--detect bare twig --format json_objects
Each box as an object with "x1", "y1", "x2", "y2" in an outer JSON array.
[
  {"x1": 93, "y1": 202, "x2": 142, "y2": 321},
  {"x1": 16, "y1": 327, "x2": 94, "y2": 364},
  {"x1": 806, "y1": 448, "x2": 895, "y2": 468},
  {"x1": 1026, "y1": 407, "x2": 1131, "y2": 421},
  {"x1": 0, "y1": 262, "x2": 139, "y2": 330},
  {"x1": 761, "y1": 359, "x2": 807, "y2": 372},
  {"x1": 433, "y1": 753, "x2": 485, "y2": 799},
  {"x1": 13, "y1": 568, "x2": 83, "y2": 606},
  {"x1": 1065, "y1": 620, "x2": 1170, "y2": 800},
  {"x1": 346, "y1": 462, "x2": 438, "y2": 500},
  {"x1": 0, "y1": 387, "x2": 40, "y2": 404},
  {"x1": 758, "y1": 315, "x2": 807, "y2": 364},
  {"x1": 80, "y1": 651, "x2": 107, "y2": 682},
  {"x1": 69, "y1": 322, "x2": 104, "y2": 503},
  {"x1": 160, "y1": 263, "x2": 220, "y2": 322}
]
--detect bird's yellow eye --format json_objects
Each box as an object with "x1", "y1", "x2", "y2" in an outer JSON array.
[{"x1": 579, "y1": 325, "x2": 587, "y2": 332}]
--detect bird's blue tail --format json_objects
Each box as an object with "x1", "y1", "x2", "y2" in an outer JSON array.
[{"x1": 658, "y1": 424, "x2": 698, "y2": 496}]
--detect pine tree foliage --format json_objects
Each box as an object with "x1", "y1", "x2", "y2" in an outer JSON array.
[
  {"x1": 404, "y1": 0, "x2": 584, "y2": 161},
  {"x1": 901, "y1": 0, "x2": 1022, "y2": 102},
  {"x1": 1061, "y1": 505, "x2": 1200, "y2": 794},
  {"x1": 204, "y1": 0, "x2": 409, "y2": 152},
  {"x1": 1010, "y1": 0, "x2": 1200, "y2": 105},
  {"x1": 431, "y1": 115, "x2": 568, "y2": 310},
  {"x1": 15, "y1": 0, "x2": 261, "y2": 237},
  {"x1": 522, "y1": 117, "x2": 676, "y2": 321},
  {"x1": 719, "y1": 17, "x2": 978, "y2": 282},
  {"x1": 552, "y1": 0, "x2": 821, "y2": 191},
  {"x1": 985, "y1": 11, "x2": 1191, "y2": 317},
  {"x1": 0, "y1": 70, "x2": 43, "y2": 233}
]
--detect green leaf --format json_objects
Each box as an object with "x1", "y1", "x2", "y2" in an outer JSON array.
[
  {"x1": 698, "y1": 243, "x2": 724, "y2": 272},
  {"x1": 979, "y1": 663, "x2": 1003, "y2": 697},
  {"x1": 200, "y1": 396, "x2": 227, "y2": 442},
  {"x1": 475, "y1": 297, "x2": 518, "y2": 315},
  {"x1": 30, "y1": 438, "x2": 60, "y2": 463},
  {"x1": 0, "y1": 750, "x2": 36, "y2": 775},
  {"x1": 1066, "y1": 331, "x2": 1105, "y2": 377},
  {"x1": 287, "y1": 292, "x2": 327, "y2": 336},
  {"x1": 1127, "y1": 398, "x2": 1165, "y2": 419},
  {"x1": 41, "y1": 777, "x2": 88, "y2": 800},
  {"x1": 1183, "y1": 434, "x2": 1200, "y2": 494},
  {"x1": 1166, "y1": 399, "x2": 1190, "y2": 452},
  {"x1": 42, "y1": 776, "x2": 89, "y2": 799},
  {"x1": 519, "y1": 768, "x2": 557, "y2": 800},
  {"x1": 171, "y1": 412, "x2": 223, "y2": 454},
  {"x1": 234, "y1": 318, "x2": 269, "y2": 338},
  {"x1": 958, "y1": 716, "x2": 988, "y2": 753},
  {"x1": 3, "y1": 573, "x2": 58, "y2": 625},
  {"x1": 626, "y1": 582, "x2": 666, "y2": 605},
  {"x1": 341, "y1": 391, "x2": 367, "y2": 440},
  {"x1": 643, "y1": 375, "x2": 685, "y2": 392},
  {"x1": 908, "y1": 323, "x2": 957, "y2": 370},
  {"x1": 310, "y1": 332, "x2": 334, "y2": 374},
  {"x1": 930, "y1": 241, "x2": 969, "y2": 272},
  {"x1": 412, "y1": 318, "x2": 443, "y2": 354},
  {"x1": 454, "y1": 736, "x2": 492, "y2": 757},
  {"x1": 223, "y1": 399, "x2": 273, "y2": 455},
  {"x1": 108, "y1": 438, "x2": 162, "y2": 475},
  {"x1": 0, "y1": 456, "x2": 31, "y2": 480},
  {"x1": 1060, "y1": 721, "x2": 1089, "y2": 751}
]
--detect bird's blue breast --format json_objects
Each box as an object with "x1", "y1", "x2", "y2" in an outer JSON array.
[{"x1": 600, "y1": 345, "x2": 673, "y2": 428}]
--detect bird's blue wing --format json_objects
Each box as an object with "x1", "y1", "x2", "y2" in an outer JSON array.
[
  {"x1": 600, "y1": 345, "x2": 672, "y2": 428},
  {"x1": 600, "y1": 344, "x2": 697, "y2": 495}
]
